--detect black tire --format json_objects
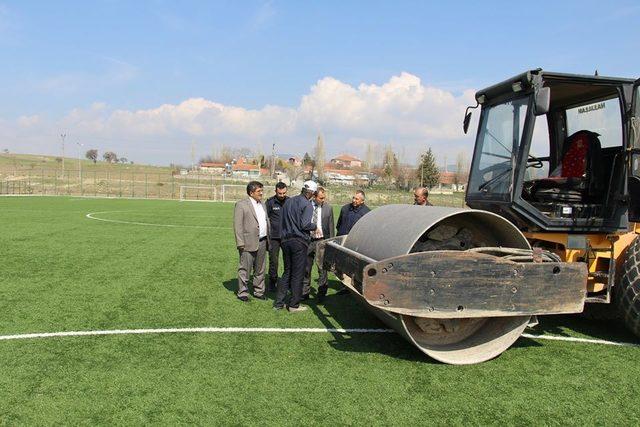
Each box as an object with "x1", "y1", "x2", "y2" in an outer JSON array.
[{"x1": 616, "y1": 236, "x2": 640, "y2": 337}]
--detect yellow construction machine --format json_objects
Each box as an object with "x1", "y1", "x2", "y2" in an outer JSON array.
[{"x1": 317, "y1": 69, "x2": 640, "y2": 364}]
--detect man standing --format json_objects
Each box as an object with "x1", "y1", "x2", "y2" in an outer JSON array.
[
  {"x1": 413, "y1": 187, "x2": 433, "y2": 206},
  {"x1": 233, "y1": 181, "x2": 270, "y2": 302},
  {"x1": 336, "y1": 190, "x2": 371, "y2": 236},
  {"x1": 302, "y1": 187, "x2": 334, "y2": 303},
  {"x1": 274, "y1": 181, "x2": 319, "y2": 312},
  {"x1": 335, "y1": 189, "x2": 371, "y2": 295},
  {"x1": 265, "y1": 182, "x2": 288, "y2": 291}
]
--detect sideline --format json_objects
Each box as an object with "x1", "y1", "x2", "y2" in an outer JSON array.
[
  {"x1": 86, "y1": 211, "x2": 232, "y2": 229},
  {"x1": 0, "y1": 327, "x2": 637, "y2": 348},
  {"x1": 0, "y1": 327, "x2": 395, "y2": 341}
]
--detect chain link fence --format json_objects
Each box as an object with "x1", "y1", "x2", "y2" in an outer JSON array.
[{"x1": 0, "y1": 168, "x2": 466, "y2": 207}]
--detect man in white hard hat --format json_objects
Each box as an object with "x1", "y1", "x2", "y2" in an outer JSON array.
[{"x1": 273, "y1": 180, "x2": 320, "y2": 312}]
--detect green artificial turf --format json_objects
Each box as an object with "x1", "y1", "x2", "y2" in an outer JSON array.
[{"x1": 0, "y1": 196, "x2": 639, "y2": 425}]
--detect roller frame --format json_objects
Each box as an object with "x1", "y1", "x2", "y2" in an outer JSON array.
[{"x1": 320, "y1": 241, "x2": 587, "y2": 318}]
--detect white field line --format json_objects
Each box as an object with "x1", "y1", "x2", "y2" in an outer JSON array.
[
  {"x1": 521, "y1": 333, "x2": 640, "y2": 348},
  {"x1": 0, "y1": 327, "x2": 637, "y2": 349},
  {"x1": 86, "y1": 211, "x2": 232, "y2": 229},
  {"x1": 0, "y1": 327, "x2": 395, "y2": 341}
]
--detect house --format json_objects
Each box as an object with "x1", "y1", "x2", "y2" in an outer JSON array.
[
  {"x1": 433, "y1": 171, "x2": 466, "y2": 192},
  {"x1": 200, "y1": 159, "x2": 268, "y2": 178},
  {"x1": 199, "y1": 162, "x2": 226, "y2": 174},
  {"x1": 314, "y1": 167, "x2": 371, "y2": 186},
  {"x1": 231, "y1": 164, "x2": 267, "y2": 178},
  {"x1": 330, "y1": 154, "x2": 363, "y2": 169}
]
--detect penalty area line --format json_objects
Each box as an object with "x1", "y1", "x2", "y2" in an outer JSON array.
[{"x1": 0, "y1": 327, "x2": 396, "y2": 341}]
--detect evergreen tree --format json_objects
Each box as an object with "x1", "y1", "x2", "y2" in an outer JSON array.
[
  {"x1": 417, "y1": 148, "x2": 439, "y2": 188},
  {"x1": 302, "y1": 152, "x2": 312, "y2": 165}
]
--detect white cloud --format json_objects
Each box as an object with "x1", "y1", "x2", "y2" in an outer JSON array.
[{"x1": 0, "y1": 72, "x2": 479, "y2": 165}]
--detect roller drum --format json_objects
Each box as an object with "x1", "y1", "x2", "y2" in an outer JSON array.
[{"x1": 340, "y1": 205, "x2": 532, "y2": 365}]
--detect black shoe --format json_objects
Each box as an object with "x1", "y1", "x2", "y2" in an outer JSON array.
[
  {"x1": 336, "y1": 287, "x2": 350, "y2": 296},
  {"x1": 237, "y1": 295, "x2": 249, "y2": 302},
  {"x1": 273, "y1": 304, "x2": 285, "y2": 310},
  {"x1": 253, "y1": 294, "x2": 267, "y2": 300}
]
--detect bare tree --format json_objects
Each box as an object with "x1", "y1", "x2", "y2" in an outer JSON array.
[
  {"x1": 285, "y1": 163, "x2": 305, "y2": 185},
  {"x1": 365, "y1": 142, "x2": 375, "y2": 171},
  {"x1": 85, "y1": 149, "x2": 98, "y2": 163},
  {"x1": 314, "y1": 133, "x2": 325, "y2": 182},
  {"x1": 454, "y1": 151, "x2": 469, "y2": 189}
]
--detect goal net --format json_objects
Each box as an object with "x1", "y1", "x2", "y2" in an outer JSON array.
[
  {"x1": 179, "y1": 185, "x2": 218, "y2": 202},
  {"x1": 221, "y1": 184, "x2": 247, "y2": 202}
]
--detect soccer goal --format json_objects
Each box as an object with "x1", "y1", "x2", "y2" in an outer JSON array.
[
  {"x1": 221, "y1": 184, "x2": 247, "y2": 202},
  {"x1": 179, "y1": 185, "x2": 218, "y2": 202}
]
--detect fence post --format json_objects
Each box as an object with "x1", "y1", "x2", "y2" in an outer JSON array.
[
  {"x1": 131, "y1": 173, "x2": 135, "y2": 198},
  {"x1": 119, "y1": 171, "x2": 123, "y2": 197},
  {"x1": 171, "y1": 174, "x2": 175, "y2": 199},
  {"x1": 145, "y1": 173, "x2": 148, "y2": 199},
  {"x1": 80, "y1": 169, "x2": 84, "y2": 196}
]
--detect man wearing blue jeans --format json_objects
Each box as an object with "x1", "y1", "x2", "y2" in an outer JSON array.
[{"x1": 273, "y1": 181, "x2": 319, "y2": 312}]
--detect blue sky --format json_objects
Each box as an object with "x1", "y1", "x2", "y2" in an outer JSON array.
[{"x1": 1, "y1": 0, "x2": 639, "y2": 165}]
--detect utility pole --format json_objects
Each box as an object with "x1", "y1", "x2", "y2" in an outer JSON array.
[{"x1": 60, "y1": 133, "x2": 66, "y2": 174}]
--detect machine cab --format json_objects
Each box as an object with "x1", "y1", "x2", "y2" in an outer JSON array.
[{"x1": 466, "y1": 70, "x2": 639, "y2": 233}]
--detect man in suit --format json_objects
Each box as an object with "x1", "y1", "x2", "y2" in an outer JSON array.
[
  {"x1": 233, "y1": 181, "x2": 270, "y2": 302},
  {"x1": 302, "y1": 186, "x2": 335, "y2": 303}
]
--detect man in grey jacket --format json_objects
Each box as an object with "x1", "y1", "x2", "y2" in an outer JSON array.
[{"x1": 233, "y1": 181, "x2": 270, "y2": 302}]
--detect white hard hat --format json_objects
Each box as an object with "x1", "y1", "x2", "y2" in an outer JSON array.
[{"x1": 302, "y1": 180, "x2": 318, "y2": 192}]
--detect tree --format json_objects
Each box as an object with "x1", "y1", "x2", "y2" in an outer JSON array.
[
  {"x1": 365, "y1": 143, "x2": 375, "y2": 171},
  {"x1": 85, "y1": 149, "x2": 98, "y2": 163},
  {"x1": 454, "y1": 151, "x2": 470, "y2": 189},
  {"x1": 314, "y1": 134, "x2": 325, "y2": 182},
  {"x1": 119, "y1": 157, "x2": 128, "y2": 164},
  {"x1": 382, "y1": 145, "x2": 399, "y2": 186},
  {"x1": 103, "y1": 151, "x2": 118, "y2": 163},
  {"x1": 417, "y1": 148, "x2": 440, "y2": 188},
  {"x1": 285, "y1": 163, "x2": 305, "y2": 186},
  {"x1": 302, "y1": 152, "x2": 312, "y2": 165}
]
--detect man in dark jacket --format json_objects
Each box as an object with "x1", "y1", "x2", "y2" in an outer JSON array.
[
  {"x1": 302, "y1": 186, "x2": 335, "y2": 303},
  {"x1": 336, "y1": 190, "x2": 371, "y2": 236},
  {"x1": 274, "y1": 181, "x2": 319, "y2": 312},
  {"x1": 265, "y1": 182, "x2": 288, "y2": 291},
  {"x1": 413, "y1": 187, "x2": 433, "y2": 206},
  {"x1": 334, "y1": 189, "x2": 371, "y2": 295}
]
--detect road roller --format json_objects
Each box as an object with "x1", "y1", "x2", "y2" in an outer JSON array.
[{"x1": 317, "y1": 69, "x2": 640, "y2": 364}]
